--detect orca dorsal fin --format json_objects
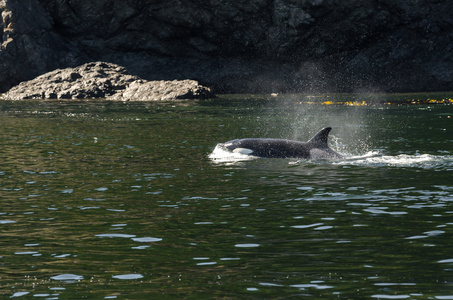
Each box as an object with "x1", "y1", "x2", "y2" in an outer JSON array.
[{"x1": 307, "y1": 127, "x2": 332, "y2": 148}]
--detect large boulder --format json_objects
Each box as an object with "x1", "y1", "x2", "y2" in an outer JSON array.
[
  {"x1": 110, "y1": 79, "x2": 215, "y2": 101},
  {"x1": 3, "y1": 62, "x2": 215, "y2": 100},
  {"x1": 3, "y1": 62, "x2": 138, "y2": 100}
]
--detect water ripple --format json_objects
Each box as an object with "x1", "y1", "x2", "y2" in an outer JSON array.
[
  {"x1": 112, "y1": 274, "x2": 144, "y2": 280},
  {"x1": 96, "y1": 234, "x2": 136, "y2": 238},
  {"x1": 132, "y1": 237, "x2": 162, "y2": 242},
  {"x1": 0, "y1": 220, "x2": 16, "y2": 224},
  {"x1": 235, "y1": 243, "x2": 260, "y2": 248},
  {"x1": 337, "y1": 153, "x2": 453, "y2": 170},
  {"x1": 291, "y1": 223, "x2": 324, "y2": 229},
  {"x1": 50, "y1": 274, "x2": 83, "y2": 281}
]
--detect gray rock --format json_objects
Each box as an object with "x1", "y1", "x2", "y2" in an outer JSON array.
[
  {"x1": 3, "y1": 62, "x2": 215, "y2": 100},
  {"x1": 3, "y1": 62, "x2": 138, "y2": 100},
  {"x1": 109, "y1": 79, "x2": 215, "y2": 101}
]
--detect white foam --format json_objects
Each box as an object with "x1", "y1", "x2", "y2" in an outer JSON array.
[{"x1": 336, "y1": 151, "x2": 453, "y2": 170}]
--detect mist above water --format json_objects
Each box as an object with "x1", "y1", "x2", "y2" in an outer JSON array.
[{"x1": 256, "y1": 95, "x2": 379, "y2": 156}]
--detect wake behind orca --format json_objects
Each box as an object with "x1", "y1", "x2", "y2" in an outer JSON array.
[{"x1": 219, "y1": 127, "x2": 343, "y2": 160}]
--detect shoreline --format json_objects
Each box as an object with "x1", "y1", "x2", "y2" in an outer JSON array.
[{"x1": 2, "y1": 91, "x2": 452, "y2": 106}]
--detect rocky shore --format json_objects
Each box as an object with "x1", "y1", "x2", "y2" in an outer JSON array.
[
  {"x1": 1, "y1": 1, "x2": 452, "y2": 94},
  {"x1": 2, "y1": 62, "x2": 214, "y2": 100}
]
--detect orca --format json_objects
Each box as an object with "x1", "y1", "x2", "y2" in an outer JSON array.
[{"x1": 220, "y1": 127, "x2": 343, "y2": 160}]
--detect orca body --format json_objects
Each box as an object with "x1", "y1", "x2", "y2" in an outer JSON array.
[{"x1": 221, "y1": 127, "x2": 342, "y2": 160}]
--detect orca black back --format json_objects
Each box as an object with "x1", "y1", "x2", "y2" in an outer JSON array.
[{"x1": 220, "y1": 127, "x2": 342, "y2": 160}]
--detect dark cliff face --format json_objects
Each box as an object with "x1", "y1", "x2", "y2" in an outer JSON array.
[{"x1": 1, "y1": 0, "x2": 452, "y2": 93}]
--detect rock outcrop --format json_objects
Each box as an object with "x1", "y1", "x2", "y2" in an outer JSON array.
[
  {"x1": 1, "y1": 0, "x2": 452, "y2": 93},
  {"x1": 110, "y1": 79, "x2": 215, "y2": 101},
  {"x1": 3, "y1": 62, "x2": 214, "y2": 100}
]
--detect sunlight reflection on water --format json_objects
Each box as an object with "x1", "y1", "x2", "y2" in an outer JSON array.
[{"x1": 0, "y1": 98, "x2": 452, "y2": 299}]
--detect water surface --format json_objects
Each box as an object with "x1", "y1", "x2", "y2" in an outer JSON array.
[{"x1": 0, "y1": 94, "x2": 452, "y2": 299}]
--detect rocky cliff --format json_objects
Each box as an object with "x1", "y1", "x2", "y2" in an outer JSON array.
[{"x1": 1, "y1": 0, "x2": 452, "y2": 93}]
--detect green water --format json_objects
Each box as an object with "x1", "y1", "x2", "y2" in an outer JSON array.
[{"x1": 0, "y1": 95, "x2": 452, "y2": 299}]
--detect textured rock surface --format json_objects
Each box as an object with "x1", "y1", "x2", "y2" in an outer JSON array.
[
  {"x1": 3, "y1": 62, "x2": 214, "y2": 100},
  {"x1": 0, "y1": 0, "x2": 84, "y2": 92},
  {"x1": 1, "y1": 0, "x2": 452, "y2": 93},
  {"x1": 110, "y1": 79, "x2": 215, "y2": 101}
]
